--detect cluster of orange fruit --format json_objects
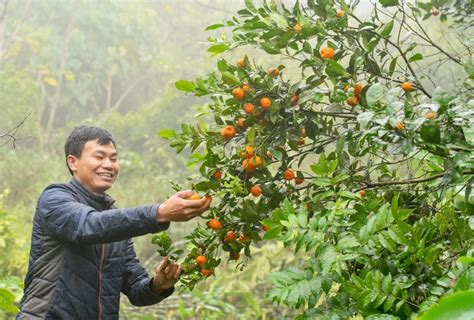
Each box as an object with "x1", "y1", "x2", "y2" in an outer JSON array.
[{"x1": 345, "y1": 82, "x2": 364, "y2": 107}]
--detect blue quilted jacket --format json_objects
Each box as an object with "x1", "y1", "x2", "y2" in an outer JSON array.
[{"x1": 17, "y1": 178, "x2": 173, "y2": 319}]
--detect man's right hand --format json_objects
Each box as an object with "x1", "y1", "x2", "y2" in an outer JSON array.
[{"x1": 156, "y1": 190, "x2": 211, "y2": 222}]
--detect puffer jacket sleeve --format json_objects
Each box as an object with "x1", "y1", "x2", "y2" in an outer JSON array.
[
  {"x1": 38, "y1": 184, "x2": 170, "y2": 244},
  {"x1": 121, "y1": 239, "x2": 174, "y2": 306}
]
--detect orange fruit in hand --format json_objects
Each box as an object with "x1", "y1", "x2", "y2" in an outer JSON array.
[
  {"x1": 236, "y1": 58, "x2": 245, "y2": 68},
  {"x1": 260, "y1": 97, "x2": 272, "y2": 109},
  {"x1": 230, "y1": 252, "x2": 240, "y2": 260},
  {"x1": 220, "y1": 125, "x2": 236, "y2": 140},
  {"x1": 283, "y1": 169, "x2": 295, "y2": 180},
  {"x1": 212, "y1": 170, "x2": 222, "y2": 181},
  {"x1": 240, "y1": 145, "x2": 254, "y2": 159},
  {"x1": 250, "y1": 185, "x2": 262, "y2": 197},
  {"x1": 236, "y1": 118, "x2": 246, "y2": 128},
  {"x1": 425, "y1": 112, "x2": 436, "y2": 119},
  {"x1": 294, "y1": 23, "x2": 302, "y2": 33},
  {"x1": 359, "y1": 189, "x2": 366, "y2": 197},
  {"x1": 291, "y1": 94, "x2": 299, "y2": 105},
  {"x1": 189, "y1": 194, "x2": 201, "y2": 200},
  {"x1": 395, "y1": 121, "x2": 405, "y2": 130},
  {"x1": 243, "y1": 102, "x2": 255, "y2": 114},
  {"x1": 225, "y1": 230, "x2": 236, "y2": 242},
  {"x1": 346, "y1": 96, "x2": 359, "y2": 107},
  {"x1": 208, "y1": 218, "x2": 222, "y2": 230},
  {"x1": 195, "y1": 255, "x2": 207, "y2": 267},
  {"x1": 295, "y1": 177, "x2": 304, "y2": 185},
  {"x1": 201, "y1": 269, "x2": 213, "y2": 277},
  {"x1": 320, "y1": 47, "x2": 335, "y2": 59},
  {"x1": 336, "y1": 9, "x2": 345, "y2": 18},
  {"x1": 242, "y1": 83, "x2": 252, "y2": 92},
  {"x1": 268, "y1": 67, "x2": 280, "y2": 77},
  {"x1": 401, "y1": 82, "x2": 413, "y2": 91},
  {"x1": 232, "y1": 87, "x2": 245, "y2": 100}
]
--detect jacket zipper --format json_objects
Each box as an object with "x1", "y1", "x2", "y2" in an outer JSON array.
[{"x1": 98, "y1": 244, "x2": 106, "y2": 320}]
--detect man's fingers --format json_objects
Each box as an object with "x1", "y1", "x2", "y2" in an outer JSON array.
[
  {"x1": 166, "y1": 264, "x2": 180, "y2": 279},
  {"x1": 173, "y1": 265, "x2": 182, "y2": 279},
  {"x1": 175, "y1": 190, "x2": 194, "y2": 199},
  {"x1": 157, "y1": 256, "x2": 170, "y2": 273}
]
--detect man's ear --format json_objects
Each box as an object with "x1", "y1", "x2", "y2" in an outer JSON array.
[{"x1": 66, "y1": 155, "x2": 78, "y2": 174}]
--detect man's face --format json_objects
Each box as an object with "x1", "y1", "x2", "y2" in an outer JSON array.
[{"x1": 67, "y1": 139, "x2": 119, "y2": 194}]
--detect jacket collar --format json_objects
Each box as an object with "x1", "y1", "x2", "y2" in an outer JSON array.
[{"x1": 70, "y1": 178, "x2": 116, "y2": 208}]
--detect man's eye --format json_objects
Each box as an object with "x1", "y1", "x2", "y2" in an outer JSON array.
[{"x1": 111, "y1": 158, "x2": 117, "y2": 162}]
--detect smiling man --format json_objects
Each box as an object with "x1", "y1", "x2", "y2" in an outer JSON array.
[{"x1": 17, "y1": 125, "x2": 211, "y2": 319}]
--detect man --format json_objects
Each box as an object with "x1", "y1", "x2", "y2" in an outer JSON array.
[{"x1": 17, "y1": 125, "x2": 211, "y2": 319}]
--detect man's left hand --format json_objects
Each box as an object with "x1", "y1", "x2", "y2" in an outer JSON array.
[{"x1": 151, "y1": 256, "x2": 181, "y2": 294}]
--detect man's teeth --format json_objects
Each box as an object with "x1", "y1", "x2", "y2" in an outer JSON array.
[{"x1": 98, "y1": 173, "x2": 113, "y2": 177}]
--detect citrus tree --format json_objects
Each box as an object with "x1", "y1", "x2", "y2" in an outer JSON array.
[{"x1": 155, "y1": 0, "x2": 473, "y2": 318}]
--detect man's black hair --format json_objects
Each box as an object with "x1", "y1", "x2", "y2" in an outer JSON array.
[{"x1": 64, "y1": 125, "x2": 116, "y2": 175}]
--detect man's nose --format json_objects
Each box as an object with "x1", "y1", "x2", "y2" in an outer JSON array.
[{"x1": 102, "y1": 159, "x2": 113, "y2": 168}]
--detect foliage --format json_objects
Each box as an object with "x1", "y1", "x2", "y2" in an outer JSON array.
[{"x1": 157, "y1": 0, "x2": 473, "y2": 318}]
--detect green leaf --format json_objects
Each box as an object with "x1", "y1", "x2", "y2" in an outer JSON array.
[
  {"x1": 464, "y1": 59, "x2": 474, "y2": 79},
  {"x1": 420, "y1": 123, "x2": 441, "y2": 144},
  {"x1": 207, "y1": 43, "x2": 229, "y2": 55},
  {"x1": 380, "y1": 20, "x2": 394, "y2": 38},
  {"x1": 0, "y1": 288, "x2": 18, "y2": 313},
  {"x1": 337, "y1": 235, "x2": 360, "y2": 250},
  {"x1": 357, "y1": 112, "x2": 374, "y2": 128},
  {"x1": 158, "y1": 129, "x2": 177, "y2": 140},
  {"x1": 244, "y1": 0, "x2": 257, "y2": 12},
  {"x1": 325, "y1": 60, "x2": 348, "y2": 77},
  {"x1": 175, "y1": 80, "x2": 196, "y2": 92},
  {"x1": 409, "y1": 53, "x2": 423, "y2": 62},
  {"x1": 389, "y1": 57, "x2": 398, "y2": 75},
  {"x1": 379, "y1": 0, "x2": 399, "y2": 8},
  {"x1": 418, "y1": 290, "x2": 474, "y2": 320},
  {"x1": 366, "y1": 83, "x2": 384, "y2": 107},
  {"x1": 261, "y1": 42, "x2": 281, "y2": 54},
  {"x1": 205, "y1": 23, "x2": 224, "y2": 31},
  {"x1": 221, "y1": 71, "x2": 241, "y2": 86},
  {"x1": 319, "y1": 245, "x2": 337, "y2": 274},
  {"x1": 456, "y1": 269, "x2": 474, "y2": 291}
]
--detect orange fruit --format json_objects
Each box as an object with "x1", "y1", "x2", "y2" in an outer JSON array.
[
  {"x1": 242, "y1": 159, "x2": 256, "y2": 173},
  {"x1": 232, "y1": 87, "x2": 245, "y2": 100},
  {"x1": 230, "y1": 252, "x2": 240, "y2": 260},
  {"x1": 395, "y1": 121, "x2": 405, "y2": 130},
  {"x1": 431, "y1": 9, "x2": 439, "y2": 16},
  {"x1": 354, "y1": 82, "x2": 363, "y2": 95},
  {"x1": 250, "y1": 156, "x2": 262, "y2": 167},
  {"x1": 291, "y1": 94, "x2": 299, "y2": 105},
  {"x1": 201, "y1": 269, "x2": 213, "y2": 277},
  {"x1": 220, "y1": 125, "x2": 236, "y2": 140},
  {"x1": 266, "y1": 150, "x2": 273, "y2": 159},
  {"x1": 189, "y1": 194, "x2": 201, "y2": 200},
  {"x1": 294, "y1": 23, "x2": 302, "y2": 33},
  {"x1": 320, "y1": 47, "x2": 335, "y2": 59},
  {"x1": 240, "y1": 145, "x2": 254, "y2": 159},
  {"x1": 346, "y1": 96, "x2": 359, "y2": 107},
  {"x1": 212, "y1": 170, "x2": 222, "y2": 181},
  {"x1": 224, "y1": 230, "x2": 236, "y2": 242},
  {"x1": 208, "y1": 218, "x2": 222, "y2": 230},
  {"x1": 236, "y1": 58, "x2": 245, "y2": 68},
  {"x1": 250, "y1": 185, "x2": 262, "y2": 197},
  {"x1": 295, "y1": 177, "x2": 304, "y2": 185},
  {"x1": 283, "y1": 169, "x2": 295, "y2": 180},
  {"x1": 425, "y1": 112, "x2": 436, "y2": 119},
  {"x1": 336, "y1": 9, "x2": 345, "y2": 18},
  {"x1": 359, "y1": 189, "x2": 366, "y2": 197},
  {"x1": 402, "y1": 82, "x2": 413, "y2": 91},
  {"x1": 195, "y1": 255, "x2": 207, "y2": 267},
  {"x1": 243, "y1": 102, "x2": 255, "y2": 114},
  {"x1": 260, "y1": 97, "x2": 272, "y2": 109},
  {"x1": 236, "y1": 118, "x2": 246, "y2": 128},
  {"x1": 268, "y1": 67, "x2": 280, "y2": 77},
  {"x1": 242, "y1": 83, "x2": 252, "y2": 92},
  {"x1": 262, "y1": 225, "x2": 270, "y2": 232}
]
